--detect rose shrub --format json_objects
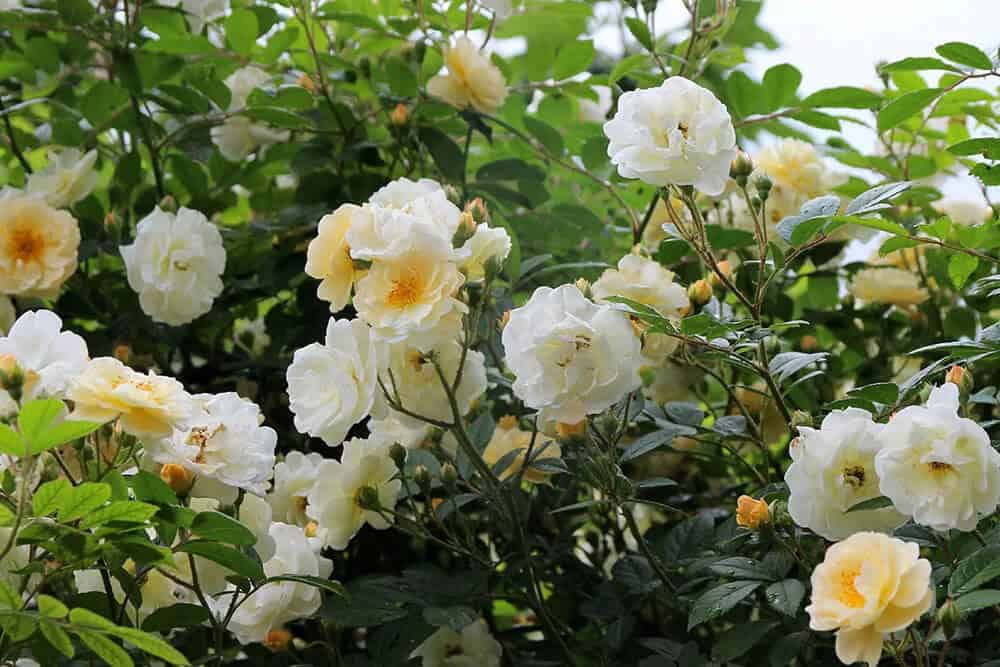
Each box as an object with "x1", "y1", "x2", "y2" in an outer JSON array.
[{"x1": 1, "y1": 0, "x2": 1000, "y2": 665}]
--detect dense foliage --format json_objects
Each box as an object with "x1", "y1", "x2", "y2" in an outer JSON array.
[{"x1": 2, "y1": 0, "x2": 1000, "y2": 665}]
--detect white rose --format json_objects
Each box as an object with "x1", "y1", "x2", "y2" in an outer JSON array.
[
  {"x1": 457, "y1": 223, "x2": 511, "y2": 282},
  {"x1": 26, "y1": 148, "x2": 98, "y2": 209},
  {"x1": 268, "y1": 451, "x2": 325, "y2": 526},
  {"x1": 120, "y1": 207, "x2": 226, "y2": 326},
  {"x1": 427, "y1": 36, "x2": 508, "y2": 114},
  {"x1": 287, "y1": 318, "x2": 380, "y2": 446},
  {"x1": 0, "y1": 309, "x2": 88, "y2": 401},
  {"x1": 157, "y1": 0, "x2": 226, "y2": 33},
  {"x1": 502, "y1": 284, "x2": 643, "y2": 424},
  {"x1": 68, "y1": 357, "x2": 194, "y2": 439},
  {"x1": 146, "y1": 392, "x2": 277, "y2": 495},
  {"x1": 644, "y1": 361, "x2": 698, "y2": 405},
  {"x1": 807, "y1": 532, "x2": 932, "y2": 667},
  {"x1": 875, "y1": 384, "x2": 1000, "y2": 531},
  {"x1": 367, "y1": 413, "x2": 431, "y2": 449},
  {"x1": 932, "y1": 198, "x2": 992, "y2": 226},
  {"x1": 353, "y1": 250, "x2": 466, "y2": 342},
  {"x1": 306, "y1": 437, "x2": 402, "y2": 550},
  {"x1": 603, "y1": 77, "x2": 736, "y2": 196},
  {"x1": 223, "y1": 66, "x2": 270, "y2": 109},
  {"x1": 305, "y1": 204, "x2": 364, "y2": 312},
  {"x1": 755, "y1": 138, "x2": 845, "y2": 200},
  {"x1": 211, "y1": 116, "x2": 291, "y2": 162},
  {"x1": 592, "y1": 253, "x2": 689, "y2": 363},
  {"x1": 0, "y1": 194, "x2": 80, "y2": 297},
  {"x1": 368, "y1": 177, "x2": 462, "y2": 242},
  {"x1": 225, "y1": 522, "x2": 333, "y2": 644},
  {"x1": 848, "y1": 267, "x2": 929, "y2": 309},
  {"x1": 785, "y1": 408, "x2": 906, "y2": 541},
  {"x1": 411, "y1": 620, "x2": 503, "y2": 667},
  {"x1": 233, "y1": 315, "x2": 270, "y2": 357},
  {"x1": 375, "y1": 337, "x2": 487, "y2": 429},
  {"x1": 239, "y1": 493, "x2": 277, "y2": 562}
]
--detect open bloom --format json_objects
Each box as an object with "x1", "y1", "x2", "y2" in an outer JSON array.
[
  {"x1": 457, "y1": 223, "x2": 511, "y2": 282},
  {"x1": 353, "y1": 250, "x2": 466, "y2": 341},
  {"x1": 120, "y1": 207, "x2": 226, "y2": 326},
  {"x1": 502, "y1": 284, "x2": 643, "y2": 424},
  {"x1": 211, "y1": 66, "x2": 289, "y2": 161},
  {"x1": 807, "y1": 532, "x2": 933, "y2": 666},
  {"x1": 0, "y1": 310, "x2": 88, "y2": 401},
  {"x1": 306, "y1": 437, "x2": 402, "y2": 550},
  {"x1": 305, "y1": 204, "x2": 363, "y2": 312},
  {"x1": 604, "y1": 77, "x2": 736, "y2": 196},
  {"x1": 157, "y1": 0, "x2": 226, "y2": 33},
  {"x1": 146, "y1": 392, "x2": 277, "y2": 495},
  {"x1": 367, "y1": 177, "x2": 462, "y2": 245},
  {"x1": 26, "y1": 148, "x2": 98, "y2": 209},
  {"x1": 67, "y1": 357, "x2": 193, "y2": 439},
  {"x1": 224, "y1": 522, "x2": 333, "y2": 645},
  {"x1": 933, "y1": 198, "x2": 991, "y2": 226},
  {"x1": 411, "y1": 620, "x2": 503, "y2": 667},
  {"x1": 786, "y1": 408, "x2": 906, "y2": 541},
  {"x1": 592, "y1": 253, "x2": 689, "y2": 363},
  {"x1": 875, "y1": 384, "x2": 1000, "y2": 531},
  {"x1": 287, "y1": 318, "x2": 380, "y2": 447},
  {"x1": 482, "y1": 416, "x2": 562, "y2": 483},
  {"x1": 268, "y1": 451, "x2": 325, "y2": 526},
  {"x1": 427, "y1": 36, "x2": 508, "y2": 114},
  {"x1": 0, "y1": 194, "x2": 80, "y2": 297},
  {"x1": 848, "y1": 268, "x2": 928, "y2": 308}
]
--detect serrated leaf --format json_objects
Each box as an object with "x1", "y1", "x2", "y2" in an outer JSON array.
[
  {"x1": 265, "y1": 575, "x2": 348, "y2": 598},
  {"x1": 708, "y1": 557, "x2": 777, "y2": 581},
  {"x1": 949, "y1": 253, "x2": 979, "y2": 289},
  {"x1": 58, "y1": 483, "x2": 111, "y2": 523},
  {"x1": 141, "y1": 603, "x2": 210, "y2": 632},
  {"x1": 33, "y1": 479, "x2": 71, "y2": 517},
  {"x1": 762, "y1": 63, "x2": 801, "y2": 111},
  {"x1": 225, "y1": 8, "x2": 258, "y2": 55},
  {"x1": 881, "y1": 57, "x2": 961, "y2": 73},
  {"x1": 0, "y1": 424, "x2": 24, "y2": 457},
  {"x1": 18, "y1": 398, "x2": 65, "y2": 444},
  {"x1": 609, "y1": 53, "x2": 649, "y2": 84},
  {"x1": 950, "y1": 545, "x2": 1000, "y2": 595},
  {"x1": 624, "y1": 17, "x2": 653, "y2": 51},
  {"x1": 80, "y1": 501, "x2": 159, "y2": 528},
  {"x1": 38, "y1": 594, "x2": 69, "y2": 618},
  {"x1": 30, "y1": 419, "x2": 102, "y2": 455},
  {"x1": 948, "y1": 137, "x2": 1000, "y2": 158},
  {"x1": 688, "y1": 580, "x2": 761, "y2": 629},
  {"x1": 106, "y1": 626, "x2": 190, "y2": 665}
]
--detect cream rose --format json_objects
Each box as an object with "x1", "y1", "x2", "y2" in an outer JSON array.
[
  {"x1": 875, "y1": 384, "x2": 1000, "y2": 531},
  {"x1": 0, "y1": 194, "x2": 80, "y2": 297},
  {"x1": 305, "y1": 204, "x2": 363, "y2": 312},
  {"x1": 603, "y1": 77, "x2": 736, "y2": 196},
  {"x1": 26, "y1": 148, "x2": 99, "y2": 209},
  {"x1": 457, "y1": 223, "x2": 511, "y2": 282},
  {"x1": 0, "y1": 309, "x2": 89, "y2": 402},
  {"x1": 482, "y1": 416, "x2": 562, "y2": 483},
  {"x1": 502, "y1": 284, "x2": 643, "y2": 424},
  {"x1": 933, "y1": 198, "x2": 992, "y2": 226},
  {"x1": 268, "y1": 451, "x2": 325, "y2": 526},
  {"x1": 427, "y1": 36, "x2": 508, "y2": 114},
  {"x1": 807, "y1": 532, "x2": 933, "y2": 666},
  {"x1": 848, "y1": 267, "x2": 929, "y2": 308},
  {"x1": 410, "y1": 620, "x2": 503, "y2": 667}
]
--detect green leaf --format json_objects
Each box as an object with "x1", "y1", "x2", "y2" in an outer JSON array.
[
  {"x1": 418, "y1": 126, "x2": 465, "y2": 183},
  {"x1": 765, "y1": 579, "x2": 806, "y2": 617},
  {"x1": 225, "y1": 9, "x2": 259, "y2": 56},
  {"x1": 714, "y1": 620, "x2": 780, "y2": 661},
  {"x1": 38, "y1": 594, "x2": 69, "y2": 618},
  {"x1": 191, "y1": 511, "x2": 257, "y2": 545},
  {"x1": 30, "y1": 419, "x2": 102, "y2": 455},
  {"x1": 80, "y1": 501, "x2": 159, "y2": 528},
  {"x1": 33, "y1": 479, "x2": 72, "y2": 517},
  {"x1": 76, "y1": 630, "x2": 133, "y2": 667},
  {"x1": 877, "y1": 88, "x2": 942, "y2": 133},
  {"x1": 476, "y1": 158, "x2": 546, "y2": 182},
  {"x1": 846, "y1": 382, "x2": 899, "y2": 404},
  {"x1": 956, "y1": 589, "x2": 1000, "y2": 615},
  {"x1": 0, "y1": 581, "x2": 20, "y2": 609},
  {"x1": 18, "y1": 398, "x2": 66, "y2": 444},
  {"x1": 141, "y1": 603, "x2": 210, "y2": 633},
  {"x1": 776, "y1": 195, "x2": 841, "y2": 244},
  {"x1": 553, "y1": 39, "x2": 596, "y2": 80},
  {"x1": 523, "y1": 116, "x2": 564, "y2": 156},
  {"x1": 0, "y1": 504, "x2": 14, "y2": 527},
  {"x1": 107, "y1": 626, "x2": 190, "y2": 665},
  {"x1": 844, "y1": 181, "x2": 911, "y2": 216},
  {"x1": 950, "y1": 545, "x2": 1000, "y2": 595},
  {"x1": 0, "y1": 424, "x2": 23, "y2": 457},
  {"x1": 881, "y1": 57, "x2": 961, "y2": 73},
  {"x1": 845, "y1": 496, "x2": 894, "y2": 513},
  {"x1": 935, "y1": 41, "x2": 993, "y2": 70},
  {"x1": 949, "y1": 253, "x2": 979, "y2": 289},
  {"x1": 762, "y1": 63, "x2": 801, "y2": 111},
  {"x1": 264, "y1": 574, "x2": 348, "y2": 597},
  {"x1": 708, "y1": 557, "x2": 777, "y2": 581},
  {"x1": 624, "y1": 17, "x2": 653, "y2": 51},
  {"x1": 143, "y1": 35, "x2": 217, "y2": 55},
  {"x1": 948, "y1": 137, "x2": 1000, "y2": 158},
  {"x1": 382, "y1": 57, "x2": 417, "y2": 98},
  {"x1": 175, "y1": 541, "x2": 264, "y2": 581},
  {"x1": 40, "y1": 619, "x2": 74, "y2": 658},
  {"x1": 130, "y1": 471, "x2": 178, "y2": 506},
  {"x1": 688, "y1": 581, "x2": 761, "y2": 629},
  {"x1": 58, "y1": 483, "x2": 111, "y2": 523},
  {"x1": 57, "y1": 0, "x2": 95, "y2": 24},
  {"x1": 608, "y1": 53, "x2": 649, "y2": 85},
  {"x1": 801, "y1": 86, "x2": 881, "y2": 109}
]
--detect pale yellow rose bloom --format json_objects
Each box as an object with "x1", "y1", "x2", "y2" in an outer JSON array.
[
  {"x1": 0, "y1": 194, "x2": 80, "y2": 297},
  {"x1": 482, "y1": 415, "x2": 562, "y2": 483},
  {"x1": 848, "y1": 267, "x2": 929, "y2": 308},
  {"x1": 427, "y1": 36, "x2": 508, "y2": 114},
  {"x1": 305, "y1": 204, "x2": 365, "y2": 312}
]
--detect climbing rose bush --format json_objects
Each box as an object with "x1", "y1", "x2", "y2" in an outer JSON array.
[{"x1": 2, "y1": 0, "x2": 1000, "y2": 665}]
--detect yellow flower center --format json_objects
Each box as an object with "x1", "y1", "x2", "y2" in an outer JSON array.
[
  {"x1": 387, "y1": 270, "x2": 423, "y2": 308},
  {"x1": 295, "y1": 495, "x2": 309, "y2": 513},
  {"x1": 8, "y1": 225, "x2": 46, "y2": 263},
  {"x1": 838, "y1": 566, "x2": 865, "y2": 608},
  {"x1": 842, "y1": 465, "x2": 866, "y2": 488},
  {"x1": 927, "y1": 461, "x2": 955, "y2": 474}
]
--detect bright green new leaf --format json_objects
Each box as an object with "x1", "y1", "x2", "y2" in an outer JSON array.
[
  {"x1": 877, "y1": 88, "x2": 942, "y2": 132},
  {"x1": 58, "y1": 482, "x2": 111, "y2": 523},
  {"x1": 225, "y1": 9, "x2": 259, "y2": 56},
  {"x1": 935, "y1": 41, "x2": 994, "y2": 70}
]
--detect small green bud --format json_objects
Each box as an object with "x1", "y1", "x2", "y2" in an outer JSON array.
[
  {"x1": 388, "y1": 442, "x2": 407, "y2": 469},
  {"x1": 730, "y1": 151, "x2": 754, "y2": 187},
  {"x1": 755, "y1": 175, "x2": 773, "y2": 201},
  {"x1": 413, "y1": 464, "x2": 431, "y2": 488},
  {"x1": 937, "y1": 598, "x2": 961, "y2": 639},
  {"x1": 440, "y1": 463, "x2": 458, "y2": 485},
  {"x1": 355, "y1": 485, "x2": 381, "y2": 510}
]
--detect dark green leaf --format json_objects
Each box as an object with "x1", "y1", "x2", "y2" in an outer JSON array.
[{"x1": 688, "y1": 581, "x2": 761, "y2": 629}]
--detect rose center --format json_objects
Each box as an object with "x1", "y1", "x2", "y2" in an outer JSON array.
[
  {"x1": 837, "y1": 566, "x2": 865, "y2": 608},
  {"x1": 8, "y1": 226, "x2": 45, "y2": 263},
  {"x1": 387, "y1": 272, "x2": 422, "y2": 307},
  {"x1": 842, "y1": 465, "x2": 866, "y2": 489},
  {"x1": 927, "y1": 461, "x2": 955, "y2": 474}
]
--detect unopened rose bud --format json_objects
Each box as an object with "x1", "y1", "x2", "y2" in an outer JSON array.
[
  {"x1": 297, "y1": 73, "x2": 317, "y2": 92},
  {"x1": 304, "y1": 520, "x2": 319, "y2": 538},
  {"x1": 946, "y1": 365, "x2": 973, "y2": 396},
  {"x1": 390, "y1": 103, "x2": 409, "y2": 126},
  {"x1": 730, "y1": 150, "x2": 754, "y2": 187},
  {"x1": 389, "y1": 442, "x2": 407, "y2": 469},
  {"x1": 755, "y1": 175, "x2": 773, "y2": 202},
  {"x1": 800, "y1": 335, "x2": 819, "y2": 352},
  {"x1": 113, "y1": 344, "x2": 131, "y2": 363},
  {"x1": 413, "y1": 465, "x2": 431, "y2": 488},
  {"x1": 264, "y1": 629, "x2": 293, "y2": 652},
  {"x1": 453, "y1": 211, "x2": 477, "y2": 247},
  {"x1": 688, "y1": 279, "x2": 713, "y2": 305},
  {"x1": 158, "y1": 195, "x2": 176, "y2": 212},
  {"x1": 159, "y1": 464, "x2": 195, "y2": 496},
  {"x1": 440, "y1": 462, "x2": 458, "y2": 485},
  {"x1": 937, "y1": 599, "x2": 961, "y2": 639},
  {"x1": 104, "y1": 212, "x2": 117, "y2": 230},
  {"x1": 735, "y1": 495, "x2": 770, "y2": 529},
  {"x1": 708, "y1": 260, "x2": 733, "y2": 289},
  {"x1": 498, "y1": 310, "x2": 511, "y2": 332},
  {"x1": 464, "y1": 197, "x2": 489, "y2": 224},
  {"x1": 575, "y1": 278, "x2": 592, "y2": 299},
  {"x1": 355, "y1": 485, "x2": 381, "y2": 510}
]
